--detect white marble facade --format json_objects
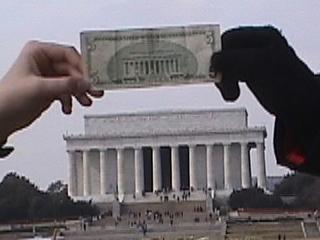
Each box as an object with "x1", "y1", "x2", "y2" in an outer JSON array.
[{"x1": 64, "y1": 108, "x2": 267, "y2": 202}]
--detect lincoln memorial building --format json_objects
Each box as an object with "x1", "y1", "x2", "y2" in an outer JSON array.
[{"x1": 64, "y1": 108, "x2": 267, "y2": 203}]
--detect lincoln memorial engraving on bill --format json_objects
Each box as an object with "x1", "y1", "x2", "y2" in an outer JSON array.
[{"x1": 64, "y1": 108, "x2": 267, "y2": 203}]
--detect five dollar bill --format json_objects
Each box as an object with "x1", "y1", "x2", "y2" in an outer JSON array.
[{"x1": 81, "y1": 24, "x2": 221, "y2": 90}]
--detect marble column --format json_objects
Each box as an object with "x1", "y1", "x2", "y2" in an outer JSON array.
[
  {"x1": 256, "y1": 142, "x2": 267, "y2": 189},
  {"x1": 206, "y1": 145, "x2": 214, "y2": 190},
  {"x1": 241, "y1": 143, "x2": 251, "y2": 188},
  {"x1": 68, "y1": 151, "x2": 77, "y2": 197},
  {"x1": 224, "y1": 144, "x2": 232, "y2": 190},
  {"x1": 189, "y1": 145, "x2": 198, "y2": 190},
  {"x1": 152, "y1": 146, "x2": 162, "y2": 192},
  {"x1": 100, "y1": 150, "x2": 107, "y2": 195},
  {"x1": 171, "y1": 146, "x2": 180, "y2": 192},
  {"x1": 83, "y1": 150, "x2": 91, "y2": 196},
  {"x1": 117, "y1": 148, "x2": 125, "y2": 195},
  {"x1": 134, "y1": 148, "x2": 144, "y2": 196}
]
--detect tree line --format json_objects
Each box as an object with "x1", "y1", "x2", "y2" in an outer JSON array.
[
  {"x1": 0, "y1": 173, "x2": 99, "y2": 223},
  {"x1": 1, "y1": 171, "x2": 319, "y2": 222},
  {"x1": 229, "y1": 172, "x2": 320, "y2": 209}
]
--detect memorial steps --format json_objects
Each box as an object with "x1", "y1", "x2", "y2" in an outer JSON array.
[
  {"x1": 121, "y1": 200, "x2": 207, "y2": 215},
  {"x1": 94, "y1": 200, "x2": 210, "y2": 228},
  {"x1": 74, "y1": 200, "x2": 223, "y2": 240}
]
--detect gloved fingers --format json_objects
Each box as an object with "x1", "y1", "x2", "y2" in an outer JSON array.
[
  {"x1": 210, "y1": 48, "x2": 270, "y2": 102},
  {"x1": 214, "y1": 78, "x2": 240, "y2": 101},
  {"x1": 211, "y1": 26, "x2": 317, "y2": 118},
  {"x1": 210, "y1": 26, "x2": 288, "y2": 79},
  {"x1": 221, "y1": 26, "x2": 287, "y2": 50},
  {"x1": 210, "y1": 48, "x2": 272, "y2": 81}
]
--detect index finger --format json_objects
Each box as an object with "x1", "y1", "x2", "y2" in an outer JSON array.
[
  {"x1": 28, "y1": 41, "x2": 83, "y2": 74},
  {"x1": 210, "y1": 26, "x2": 285, "y2": 77},
  {"x1": 221, "y1": 26, "x2": 287, "y2": 50}
]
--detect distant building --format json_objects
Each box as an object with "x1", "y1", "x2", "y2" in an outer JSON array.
[{"x1": 64, "y1": 108, "x2": 267, "y2": 203}]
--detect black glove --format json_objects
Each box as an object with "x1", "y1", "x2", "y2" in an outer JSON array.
[{"x1": 210, "y1": 26, "x2": 320, "y2": 175}]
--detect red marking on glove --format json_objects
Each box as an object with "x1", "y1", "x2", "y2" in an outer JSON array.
[{"x1": 286, "y1": 150, "x2": 305, "y2": 166}]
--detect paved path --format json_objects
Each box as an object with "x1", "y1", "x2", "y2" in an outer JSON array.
[{"x1": 65, "y1": 222, "x2": 223, "y2": 240}]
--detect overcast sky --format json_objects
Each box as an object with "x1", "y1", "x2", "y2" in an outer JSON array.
[{"x1": 0, "y1": 0, "x2": 319, "y2": 189}]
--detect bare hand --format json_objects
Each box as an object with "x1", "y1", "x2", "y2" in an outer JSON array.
[{"x1": 0, "y1": 41, "x2": 103, "y2": 144}]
